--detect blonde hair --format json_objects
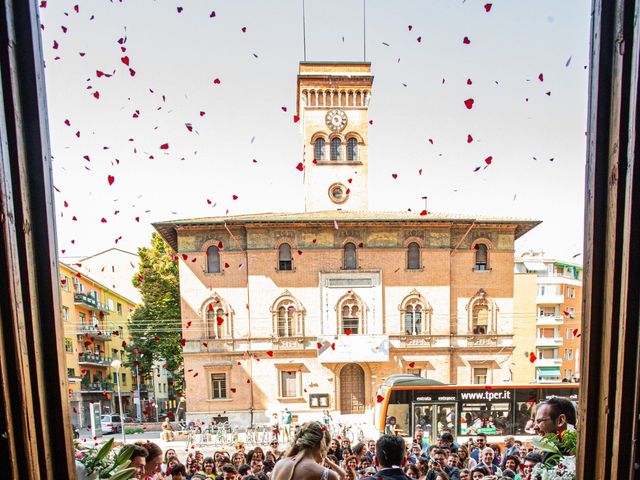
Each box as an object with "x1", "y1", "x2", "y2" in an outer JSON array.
[{"x1": 284, "y1": 421, "x2": 331, "y2": 480}]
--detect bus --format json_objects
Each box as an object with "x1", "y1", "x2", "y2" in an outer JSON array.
[{"x1": 374, "y1": 375, "x2": 578, "y2": 443}]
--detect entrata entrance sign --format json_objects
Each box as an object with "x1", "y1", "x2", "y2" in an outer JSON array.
[{"x1": 317, "y1": 335, "x2": 389, "y2": 363}]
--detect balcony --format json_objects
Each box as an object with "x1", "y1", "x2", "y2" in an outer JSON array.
[
  {"x1": 453, "y1": 334, "x2": 514, "y2": 348},
  {"x1": 536, "y1": 337, "x2": 564, "y2": 347},
  {"x1": 317, "y1": 334, "x2": 389, "y2": 363},
  {"x1": 537, "y1": 294, "x2": 565, "y2": 304},
  {"x1": 80, "y1": 381, "x2": 114, "y2": 393},
  {"x1": 76, "y1": 324, "x2": 112, "y2": 341},
  {"x1": 78, "y1": 352, "x2": 112, "y2": 367},
  {"x1": 182, "y1": 338, "x2": 236, "y2": 353},
  {"x1": 74, "y1": 293, "x2": 111, "y2": 313},
  {"x1": 537, "y1": 314, "x2": 563, "y2": 325},
  {"x1": 536, "y1": 358, "x2": 563, "y2": 367},
  {"x1": 389, "y1": 333, "x2": 435, "y2": 348}
]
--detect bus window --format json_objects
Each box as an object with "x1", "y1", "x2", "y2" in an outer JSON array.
[
  {"x1": 460, "y1": 402, "x2": 511, "y2": 436},
  {"x1": 414, "y1": 405, "x2": 434, "y2": 443},
  {"x1": 435, "y1": 404, "x2": 456, "y2": 439},
  {"x1": 387, "y1": 403, "x2": 409, "y2": 436},
  {"x1": 515, "y1": 401, "x2": 537, "y2": 434}
]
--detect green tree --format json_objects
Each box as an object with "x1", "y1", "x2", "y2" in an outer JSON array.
[{"x1": 127, "y1": 233, "x2": 184, "y2": 395}]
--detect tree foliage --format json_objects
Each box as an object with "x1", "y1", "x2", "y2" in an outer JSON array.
[{"x1": 127, "y1": 233, "x2": 183, "y2": 393}]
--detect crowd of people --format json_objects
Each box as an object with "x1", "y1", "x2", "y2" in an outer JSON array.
[{"x1": 124, "y1": 397, "x2": 576, "y2": 480}]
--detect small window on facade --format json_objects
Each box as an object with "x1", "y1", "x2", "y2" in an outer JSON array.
[
  {"x1": 62, "y1": 306, "x2": 69, "y2": 322},
  {"x1": 472, "y1": 304, "x2": 489, "y2": 334},
  {"x1": 64, "y1": 338, "x2": 73, "y2": 352},
  {"x1": 347, "y1": 138, "x2": 358, "y2": 161},
  {"x1": 474, "y1": 243, "x2": 488, "y2": 270},
  {"x1": 207, "y1": 246, "x2": 221, "y2": 273},
  {"x1": 117, "y1": 303, "x2": 122, "y2": 314},
  {"x1": 344, "y1": 242, "x2": 357, "y2": 270},
  {"x1": 340, "y1": 300, "x2": 361, "y2": 334},
  {"x1": 280, "y1": 371, "x2": 298, "y2": 398},
  {"x1": 473, "y1": 368, "x2": 488, "y2": 384},
  {"x1": 405, "y1": 303, "x2": 423, "y2": 335},
  {"x1": 331, "y1": 138, "x2": 342, "y2": 161},
  {"x1": 67, "y1": 368, "x2": 75, "y2": 378},
  {"x1": 206, "y1": 307, "x2": 225, "y2": 339},
  {"x1": 407, "y1": 242, "x2": 421, "y2": 270},
  {"x1": 314, "y1": 138, "x2": 325, "y2": 161},
  {"x1": 211, "y1": 373, "x2": 227, "y2": 399},
  {"x1": 278, "y1": 243, "x2": 292, "y2": 271}
]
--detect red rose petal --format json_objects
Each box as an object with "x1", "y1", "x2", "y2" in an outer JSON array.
[
  {"x1": 316, "y1": 342, "x2": 322, "y2": 349},
  {"x1": 213, "y1": 78, "x2": 221, "y2": 85},
  {"x1": 416, "y1": 36, "x2": 422, "y2": 43},
  {"x1": 392, "y1": 173, "x2": 398, "y2": 179},
  {"x1": 538, "y1": 73, "x2": 544, "y2": 82},
  {"x1": 107, "y1": 175, "x2": 115, "y2": 186},
  {"x1": 420, "y1": 210, "x2": 428, "y2": 216},
  {"x1": 409, "y1": 362, "x2": 416, "y2": 368},
  {"x1": 160, "y1": 143, "x2": 169, "y2": 150},
  {"x1": 464, "y1": 98, "x2": 474, "y2": 109},
  {"x1": 241, "y1": 26, "x2": 247, "y2": 33},
  {"x1": 293, "y1": 115, "x2": 300, "y2": 123},
  {"x1": 345, "y1": 328, "x2": 352, "y2": 336},
  {"x1": 484, "y1": 3, "x2": 492, "y2": 12},
  {"x1": 296, "y1": 162, "x2": 304, "y2": 171},
  {"x1": 467, "y1": 78, "x2": 473, "y2": 85},
  {"x1": 463, "y1": 36, "x2": 471, "y2": 44},
  {"x1": 230, "y1": 388, "x2": 236, "y2": 393},
  {"x1": 210, "y1": 11, "x2": 216, "y2": 18},
  {"x1": 376, "y1": 395, "x2": 384, "y2": 403},
  {"x1": 266, "y1": 350, "x2": 274, "y2": 357},
  {"x1": 180, "y1": 338, "x2": 186, "y2": 347},
  {"x1": 529, "y1": 352, "x2": 537, "y2": 363},
  {"x1": 217, "y1": 316, "x2": 224, "y2": 326},
  {"x1": 408, "y1": 25, "x2": 412, "y2": 31},
  {"x1": 121, "y1": 56, "x2": 129, "y2": 66},
  {"x1": 467, "y1": 134, "x2": 474, "y2": 143},
  {"x1": 331, "y1": 343, "x2": 336, "y2": 350},
  {"x1": 93, "y1": 91, "x2": 100, "y2": 99},
  {"x1": 484, "y1": 156, "x2": 493, "y2": 165},
  {"x1": 485, "y1": 385, "x2": 493, "y2": 392}
]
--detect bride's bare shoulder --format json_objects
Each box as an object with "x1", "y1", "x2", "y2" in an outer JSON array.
[{"x1": 272, "y1": 458, "x2": 325, "y2": 480}]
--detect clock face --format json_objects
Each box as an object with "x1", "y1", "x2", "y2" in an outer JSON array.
[{"x1": 325, "y1": 109, "x2": 348, "y2": 132}]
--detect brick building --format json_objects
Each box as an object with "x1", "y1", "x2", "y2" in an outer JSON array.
[{"x1": 154, "y1": 62, "x2": 540, "y2": 426}]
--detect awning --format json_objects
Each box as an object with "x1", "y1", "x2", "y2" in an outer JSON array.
[
  {"x1": 537, "y1": 367, "x2": 561, "y2": 378},
  {"x1": 524, "y1": 261, "x2": 547, "y2": 272}
]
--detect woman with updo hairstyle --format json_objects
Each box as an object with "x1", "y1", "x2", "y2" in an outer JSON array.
[
  {"x1": 271, "y1": 421, "x2": 347, "y2": 480},
  {"x1": 135, "y1": 441, "x2": 163, "y2": 480}
]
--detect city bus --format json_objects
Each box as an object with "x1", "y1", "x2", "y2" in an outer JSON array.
[{"x1": 374, "y1": 375, "x2": 579, "y2": 443}]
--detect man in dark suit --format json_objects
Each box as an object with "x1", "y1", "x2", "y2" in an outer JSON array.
[{"x1": 373, "y1": 435, "x2": 412, "y2": 480}]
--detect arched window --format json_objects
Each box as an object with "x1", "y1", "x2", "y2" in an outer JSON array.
[
  {"x1": 347, "y1": 138, "x2": 358, "y2": 161},
  {"x1": 337, "y1": 294, "x2": 365, "y2": 335},
  {"x1": 407, "y1": 242, "x2": 421, "y2": 270},
  {"x1": 475, "y1": 243, "x2": 488, "y2": 270},
  {"x1": 207, "y1": 246, "x2": 220, "y2": 273},
  {"x1": 278, "y1": 243, "x2": 292, "y2": 271},
  {"x1": 343, "y1": 242, "x2": 357, "y2": 270},
  {"x1": 400, "y1": 293, "x2": 432, "y2": 335},
  {"x1": 472, "y1": 303, "x2": 489, "y2": 334},
  {"x1": 314, "y1": 138, "x2": 325, "y2": 161},
  {"x1": 271, "y1": 294, "x2": 305, "y2": 337},
  {"x1": 331, "y1": 138, "x2": 342, "y2": 161},
  {"x1": 206, "y1": 306, "x2": 225, "y2": 339}
]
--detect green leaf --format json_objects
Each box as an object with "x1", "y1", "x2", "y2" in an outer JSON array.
[
  {"x1": 115, "y1": 445, "x2": 135, "y2": 466},
  {"x1": 94, "y1": 438, "x2": 114, "y2": 464},
  {"x1": 530, "y1": 435, "x2": 562, "y2": 455},
  {"x1": 108, "y1": 467, "x2": 136, "y2": 480}
]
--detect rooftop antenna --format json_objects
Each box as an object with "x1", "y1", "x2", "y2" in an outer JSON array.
[
  {"x1": 302, "y1": 0, "x2": 307, "y2": 61},
  {"x1": 422, "y1": 196, "x2": 428, "y2": 212},
  {"x1": 363, "y1": 0, "x2": 366, "y2": 61}
]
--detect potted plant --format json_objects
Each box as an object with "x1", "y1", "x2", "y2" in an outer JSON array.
[{"x1": 75, "y1": 437, "x2": 136, "y2": 480}]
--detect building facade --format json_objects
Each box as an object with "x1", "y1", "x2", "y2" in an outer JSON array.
[
  {"x1": 515, "y1": 253, "x2": 583, "y2": 382},
  {"x1": 155, "y1": 62, "x2": 540, "y2": 426},
  {"x1": 60, "y1": 263, "x2": 138, "y2": 427}
]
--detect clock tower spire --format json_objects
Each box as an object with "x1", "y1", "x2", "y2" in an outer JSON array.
[{"x1": 297, "y1": 62, "x2": 373, "y2": 212}]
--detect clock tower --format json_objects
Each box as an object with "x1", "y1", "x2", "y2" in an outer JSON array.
[{"x1": 297, "y1": 62, "x2": 373, "y2": 212}]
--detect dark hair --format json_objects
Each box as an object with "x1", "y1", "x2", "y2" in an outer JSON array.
[
  {"x1": 502, "y1": 454, "x2": 521, "y2": 469},
  {"x1": 169, "y1": 463, "x2": 186, "y2": 476},
  {"x1": 353, "y1": 442, "x2": 366, "y2": 456},
  {"x1": 221, "y1": 464, "x2": 238, "y2": 474},
  {"x1": 238, "y1": 464, "x2": 251, "y2": 475},
  {"x1": 243, "y1": 476, "x2": 258, "y2": 480},
  {"x1": 128, "y1": 445, "x2": 149, "y2": 461},
  {"x1": 440, "y1": 433, "x2": 454, "y2": 444},
  {"x1": 327, "y1": 454, "x2": 338, "y2": 464},
  {"x1": 471, "y1": 465, "x2": 490, "y2": 475},
  {"x1": 433, "y1": 449, "x2": 446, "y2": 456},
  {"x1": 256, "y1": 473, "x2": 269, "y2": 480},
  {"x1": 434, "y1": 473, "x2": 449, "y2": 480},
  {"x1": 376, "y1": 434, "x2": 406, "y2": 468},
  {"x1": 476, "y1": 433, "x2": 487, "y2": 439},
  {"x1": 404, "y1": 464, "x2": 420, "y2": 476},
  {"x1": 136, "y1": 441, "x2": 162, "y2": 462},
  {"x1": 490, "y1": 443, "x2": 501, "y2": 454},
  {"x1": 524, "y1": 452, "x2": 543, "y2": 464},
  {"x1": 538, "y1": 397, "x2": 577, "y2": 425},
  {"x1": 501, "y1": 469, "x2": 516, "y2": 479}
]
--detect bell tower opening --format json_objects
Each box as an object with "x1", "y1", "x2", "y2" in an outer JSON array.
[{"x1": 297, "y1": 62, "x2": 373, "y2": 212}]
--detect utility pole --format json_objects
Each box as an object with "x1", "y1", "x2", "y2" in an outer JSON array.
[{"x1": 135, "y1": 362, "x2": 142, "y2": 422}]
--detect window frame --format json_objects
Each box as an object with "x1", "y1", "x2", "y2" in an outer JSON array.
[
  {"x1": 279, "y1": 370, "x2": 299, "y2": 398},
  {"x1": 407, "y1": 242, "x2": 421, "y2": 270},
  {"x1": 472, "y1": 367, "x2": 488, "y2": 384},
  {"x1": 347, "y1": 137, "x2": 358, "y2": 161},
  {"x1": 210, "y1": 372, "x2": 228, "y2": 400},
  {"x1": 330, "y1": 137, "x2": 342, "y2": 161},
  {"x1": 474, "y1": 243, "x2": 489, "y2": 271},
  {"x1": 278, "y1": 243, "x2": 293, "y2": 271},
  {"x1": 314, "y1": 137, "x2": 326, "y2": 161},
  {"x1": 343, "y1": 242, "x2": 357, "y2": 270},
  {"x1": 206, "y1": 245, "x2": 221, "y2": 273}
]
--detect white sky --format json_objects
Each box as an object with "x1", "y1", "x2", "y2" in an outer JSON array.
[{"x1": 39, "y1": 0, "x2": 591, "y2": 261}]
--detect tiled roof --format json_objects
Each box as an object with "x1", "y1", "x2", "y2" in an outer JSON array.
[{"x1": 154, "y1": 210, "x2": 541, "y2": 251}]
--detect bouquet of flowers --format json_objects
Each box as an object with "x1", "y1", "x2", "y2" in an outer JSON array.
[
  {"x1": 530, "y1": 427, "x2": 577, "y2": 480},
  {"x1": 75, "y1": 437, "x2": 136, "y2": 480}
]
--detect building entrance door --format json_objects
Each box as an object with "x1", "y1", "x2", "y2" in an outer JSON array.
[{"x1": 340, "y1": 364, "x2": 365, "y2": 414}]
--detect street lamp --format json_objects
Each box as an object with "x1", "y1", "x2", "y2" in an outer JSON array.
[
  {"x1": 110, "y1": 359, "x2": 126, "y2": 443},
  {"x1": 151, "y1": 364, "x2": 159, "y2": 423}
]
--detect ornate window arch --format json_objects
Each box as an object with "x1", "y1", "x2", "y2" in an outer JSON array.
[
  {"x1": 201, "y1": 294, "x2": 234, "y2": 339},
  {"x1": 466, "y1": 289, "x2": 498, "y2": 334},
  {"x1": 270, "y1": 291, "x2": 306, "y2": 337},
  {"x1": 471, "y1": 238, "x2": 493, "y2": 271},
  {"x1": 336, "y1": 292, "x2": 366, "y2": 335},
  {"x1": 400, "y1": 290, "x2": 432, "y2": 335}
]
